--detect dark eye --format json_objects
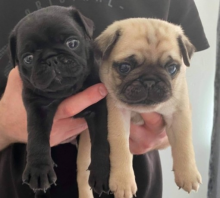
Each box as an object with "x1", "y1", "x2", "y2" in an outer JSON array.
[
  {"x1": 166, "y1": 64, "x2": 177, "y2": 75},
  {"x1": 118, "y1": 63, "x2": 131, "y2": 74},
  {"x1": 24, "y1": 54, "x2": 34, "y2": 64},
  {"x1": 66, "y1": 39, "x2": 80, "y2": 49}
]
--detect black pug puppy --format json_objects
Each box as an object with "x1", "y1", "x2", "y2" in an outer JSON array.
[{"x1": 8, "y1": 5, "x2": 110, "y2": 196}]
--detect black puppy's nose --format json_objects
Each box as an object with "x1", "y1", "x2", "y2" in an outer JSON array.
[{"x1": 46, "y1": 57, "x2": 58, "y2": 66}]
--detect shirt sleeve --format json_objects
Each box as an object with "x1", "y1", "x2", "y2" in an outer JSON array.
[{"x1": 168, "y1": 0, "x2": 209, "y2": 51}]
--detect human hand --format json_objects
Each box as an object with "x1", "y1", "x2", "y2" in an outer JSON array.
[
  {"x1": 129, "y1": 113, "x2": 169, "y2": 155},
  {"x1": 0, "y1": 67, "x2": 107, "y2": 150}
]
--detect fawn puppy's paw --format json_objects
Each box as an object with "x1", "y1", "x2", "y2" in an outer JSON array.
[
  {"x1": 174, "y1": 165, "x2": 202, "y2": 193},
  {"x1": 109, "y1": 169, "x2": 137, "y2": 198}
]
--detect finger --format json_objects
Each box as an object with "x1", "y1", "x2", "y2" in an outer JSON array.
[
  {"x1": 50, "y1": 118, "x2": 87, "y2": 146},
  {"x1": 129, "y1": 116, "x2": 167, "y2": 155},
  {"x1": 130, "y1": 124, "x2": 153, "y2": 146},
  {"x1": 51, "y1": 118, "x2": 87, "y2": 136},
  {"x1": 129, "y1": 124, "x2": 167, "y2": 154},
  {"x1": 140, "y1": 112, "x2": 165, "y2": 132},
  {"x1": 54, "y1": 83, "x2": 107, "y2": 120},
  {"x1": 2, "y1": 67, "x2": 22, "y2": 101},
  {"x1": 129, "y1": 138, "x2": 143, "y2": 155},
  {"x1": 129, "y1": 132, "x2": 168, "y2": 155},
  {"x1": 50, "y1": 124, "x2": 88, "y2": 147},
  {"x1": 8, "y1": 67, "x2": 22, "y2": 86}
]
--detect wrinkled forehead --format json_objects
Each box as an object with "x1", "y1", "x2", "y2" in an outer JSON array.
[
  {"x1": 110, "y1": 23, "x2": 181, "y2": 64},
  {"x1": 17, "y1": 13, "x2": 82, "y2": 39},
  {"x1": 16, "y1": 14, "x2": 83, "y2": 53}
]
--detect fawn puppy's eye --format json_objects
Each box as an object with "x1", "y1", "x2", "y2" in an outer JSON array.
[
  {"x1": 165, "y1": 64, "x2": 178, "y2": 75},
  {"x1": 118, "y1": 63, "x2": 131, "y2": 75}
]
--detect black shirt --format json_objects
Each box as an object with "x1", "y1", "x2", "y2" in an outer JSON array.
[
  {"x1": 0, "y1": 0, "x2": 209, "y2": 198},
  {"x1": 0, "y1": 0, "x2": 209, "y2": 94}
]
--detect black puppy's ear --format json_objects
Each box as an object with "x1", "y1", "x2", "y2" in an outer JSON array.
[
  {"x1": 94, "y1": 29, "x2": 121, "y2": 60},
  {"x1": 69, "y1": 6, "x2": 94, "y2": 39},
  {"x1": 177, "y1": 35, "x2": 195, "y2": 67},
  {"x1": 8, "y1": 30, "x2": 18, "y2": 67}
]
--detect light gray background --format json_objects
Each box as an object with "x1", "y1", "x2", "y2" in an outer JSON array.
[{"x1": 160, "y1": 0, "x2": 219, "y2": 198}]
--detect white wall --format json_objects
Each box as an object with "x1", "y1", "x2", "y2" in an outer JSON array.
[{"x1": 160, "y1": 1, "x2": 219, "y2": 198}]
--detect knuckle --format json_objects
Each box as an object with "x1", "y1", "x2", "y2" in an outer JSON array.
[{"x1": 62, "y1": 105, "x2": 74, "y2": 117}]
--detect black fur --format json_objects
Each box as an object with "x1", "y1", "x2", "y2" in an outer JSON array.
[{"x1": 8, "y1": 6, "x2": 110, "y2": 194}]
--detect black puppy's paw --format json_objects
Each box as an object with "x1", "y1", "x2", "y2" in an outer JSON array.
[
  {"x1": 22, "y1": 162, "x2": 57, "y2": 192},
  {"x1": 89, "y1": 163, "x2": 110, "y2": 194}
]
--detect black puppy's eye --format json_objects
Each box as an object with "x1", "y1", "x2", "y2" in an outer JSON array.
[
  {"x1": 24, "y1": 55, "x2": 34, "y2": 64},
  {"x1": 66, "y1": 39, "x2": 80, "y2": 49},
  {"x1": 118, "y1": 63, "x2": 131, "y2": 74},
  {"x1": 166, "y1": 64, "x2": 178, "y2": 75}
]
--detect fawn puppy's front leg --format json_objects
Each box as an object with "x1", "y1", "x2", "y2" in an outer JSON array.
[
  {"x1": 77, "y1": 129, "x2": 93, "y2": 198},
  {"x1": 107, "y1": 96, "x2": 137, "y2": 198},
  {"x1": 165, "y1": 93, "x2": 202, "y2": 192}
]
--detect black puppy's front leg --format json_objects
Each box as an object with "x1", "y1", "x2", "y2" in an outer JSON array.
[
  {"x1": 86, "y1": 98, "x2": 110, "y2": 195},
  {"x1": 22, "y1": 90, "x2": 59, "y2": 192}
]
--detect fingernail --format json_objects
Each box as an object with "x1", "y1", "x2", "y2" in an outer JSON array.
[{"x1": 99, "y1": 85, "x2": 108, "y2": 97}]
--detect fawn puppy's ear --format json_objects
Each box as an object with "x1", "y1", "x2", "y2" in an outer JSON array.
[{"x1": 177, "y1": 35, "x2": 195, "y2": 67}]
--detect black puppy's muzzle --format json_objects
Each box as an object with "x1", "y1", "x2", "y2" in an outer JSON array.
[
  {"x1": 45, "y1": 55, "x2": 82, "y2": 76},
  {"x1": 122, "y1": 77, "x2": 172, "y2": 105},
  {"x1": 46, "y1": 56, "x2": 73, "y2": 67},
  {"x1": 31, "y1": 53, "x2": 84, "y2": 91}
]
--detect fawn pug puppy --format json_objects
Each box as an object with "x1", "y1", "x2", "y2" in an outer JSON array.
[{"x1": 94, "y1": 18, "x2": 202, "y2": 198}]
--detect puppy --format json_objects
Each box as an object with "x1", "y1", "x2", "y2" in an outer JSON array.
[
  {"x1": 8, "y1": 6, "x2": 109, "y2": 198},
  {"x1": 95, "y1": 18, "x2": 202, "y2": 198}
]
